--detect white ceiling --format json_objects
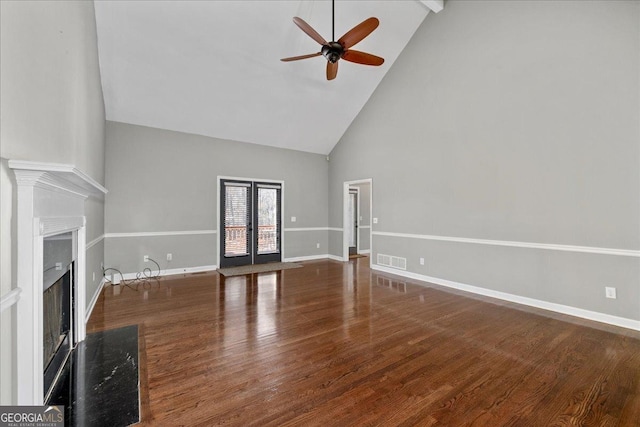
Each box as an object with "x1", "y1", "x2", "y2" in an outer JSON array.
[{"x1": 94, "y1": 1, "x2": 435, "y2": 155}]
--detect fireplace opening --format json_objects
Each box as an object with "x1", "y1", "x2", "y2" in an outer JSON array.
[{"x1": 42, "y1": 231, "x2": 75, "y2": 400}]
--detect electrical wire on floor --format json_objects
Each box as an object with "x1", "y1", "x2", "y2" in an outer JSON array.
[{"x1": 103, "y1": 257, "x2": 162, "y2": 291}]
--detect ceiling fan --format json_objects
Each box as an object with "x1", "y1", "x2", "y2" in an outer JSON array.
[{"x1": 281, "y1": 0, "x2": 384, "y2": 81}]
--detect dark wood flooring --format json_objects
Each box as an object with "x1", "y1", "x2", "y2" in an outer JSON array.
[{"x1": 87, "y1": 258, "x2": 640, "y2": 426}]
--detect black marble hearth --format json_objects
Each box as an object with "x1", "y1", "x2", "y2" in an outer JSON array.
[{"x1": 47, "y1": 325, "x2": 140, "y2": 427}]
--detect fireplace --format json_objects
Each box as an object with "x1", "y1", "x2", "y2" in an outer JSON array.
[
  {"x1": 10, "y1": 160, "x2": 107, "y2": 405},
  {"x1": 42, "y1": 231, "x2": 75, "y2": 400},
  {"x1": 43, "y1": 269, "x2": 72, "y2": 388}
]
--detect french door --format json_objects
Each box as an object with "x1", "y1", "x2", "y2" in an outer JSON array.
[{"x1": 220, "y1": 179, "x2": 282, "y2": 268}]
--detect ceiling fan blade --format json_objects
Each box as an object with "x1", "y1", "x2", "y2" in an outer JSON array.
[
  {"x1": 342, "y1": 50, "x2": 384, "y2": 66},
  {"x1": 281, "y1": 52, "x2": 322, "y2": 62},
  {"x1": 327, "y1": 61, "x2": 338, "y2": 81},
  {"x1": 338, "y1": 17, "x2": 379, "y2": 49},
  {"x1": 293, "y1": 17, "x2": 327, "y2": 46}
]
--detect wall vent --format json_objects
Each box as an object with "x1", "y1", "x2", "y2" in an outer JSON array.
[{"x1": 376, "y1": 253, "x2": 407, "y2": 270}]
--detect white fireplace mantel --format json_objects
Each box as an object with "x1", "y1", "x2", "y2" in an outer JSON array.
[{"x1": 9, "y1": 160, "x2": 107, "y2": 405}]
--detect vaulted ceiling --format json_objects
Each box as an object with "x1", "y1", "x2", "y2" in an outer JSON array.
[{"x1": 94, "y1": 1, "x2": 442, "y2": 155}]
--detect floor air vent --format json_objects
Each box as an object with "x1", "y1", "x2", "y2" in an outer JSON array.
[{"x1": 376, "y1": 253, "x2": 407, "y2": 270}]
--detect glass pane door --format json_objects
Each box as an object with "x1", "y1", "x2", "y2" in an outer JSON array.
[
  {"x1": 254, "y1": 183, "x2": 281, "y2": 264},
  {"x1": 257, "y1": 187, "x2": 278, "y2": 254},
  {"x1": 221, "y1": 181, "x2": 252, "y2": 267},
  {"x1": 220, "y1": 180, "x2": 282, "y2": 267}
]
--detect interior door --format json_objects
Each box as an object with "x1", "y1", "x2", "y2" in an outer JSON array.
[
  {"x1": 348, "y1": 189, "x2": 358, "y2": 255},
  {"x1": 220, "y1": 179, "x2": 282, "y2": 268}
]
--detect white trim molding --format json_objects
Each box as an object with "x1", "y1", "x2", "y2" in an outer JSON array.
[
  {"x1": 371, "y1": 264, "x2": 640, "y2": 331},
  {"x1": 420, "y1": 0, "x2": 443, "y2": 13},
  {"x1": 328, "y1": 227, "x2": 344, "y2": 232},
  {"x1": 8, "y1": 160, "x2": 107, "y2": 198},
  {"x1": 284, "y1": 254, "x2": 330, "y2": 262},
  {"x1": 0, "y1": 288, "x2": 22, "y2": 313},
  {"x1": 284, "y1": 227, "x2": 331, "y2": 232},
  {"x1": 85, "y1": 277, "x2": 107, "y2": 323},
  {"x1": 9, "y1": 160, "x2": 105, "y2": 405},
  {"x1": 373, "y1": 231, "x2": 640, "y2": 258},
  {"x1": 105, "y1": 230, "x2": 217, "y2": 238},
  {"x1": 86, "y1": 234, "x2": 105, "y2": 250},
  {"x1": 101, "y1": 228, "x2": 335, "y2": 256}
]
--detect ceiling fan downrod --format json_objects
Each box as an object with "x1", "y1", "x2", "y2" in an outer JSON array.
[
  {"x1": 332, "y1": 0, "x2": 335, "y2": 42},
  {"x1": 320, "y1": 0, "x2": 342, "y2": 63}
]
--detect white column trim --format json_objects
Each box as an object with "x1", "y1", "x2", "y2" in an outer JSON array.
[
  {"x1": 76, "y1": 225, "x2": 87, "y2": 341},
  {"x1": 10, "y1": 160, "x2": 104, "y2": 405}
]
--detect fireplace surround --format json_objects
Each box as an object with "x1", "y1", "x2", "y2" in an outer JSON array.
[{"x1": 9, "y1": 160, "x2": 107, "y2": 405}]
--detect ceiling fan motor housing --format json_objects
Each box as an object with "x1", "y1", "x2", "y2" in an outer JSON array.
[{"x1": 322, "y1": 42, "x2": 344, "y2": 63}]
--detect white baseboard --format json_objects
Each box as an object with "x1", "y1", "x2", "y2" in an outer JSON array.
[
  {"x1": 357, "y1": 249, "x2": 371, "y2": 255},
  {"x1": 107, "y1": 265, "x2": 218, "y2": 284},
  {"x1": 371, "y1": 264, "x2": 640, "y2": 332},
  {"x1": 284, "y1": 254, "x2": 346, "y2": 262},
  {"x1": 284, "y1": 254, "x2": 331, "y2": 262},
  {"x1": 107, "y1": 257, "x2": 347, "y2": 284},
  {"x1": 85, "y1": 277, "x2": 107, "y2": 324},
  {"x1": 162, "y1": 265, "x2": 218, "y2": 275}
]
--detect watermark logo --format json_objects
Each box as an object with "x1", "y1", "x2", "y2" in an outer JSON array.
[{"x1": 0, "y1": 406, "x2": 64, "y2": 427}]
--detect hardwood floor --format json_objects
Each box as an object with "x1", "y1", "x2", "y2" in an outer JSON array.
[{"x1": 87, "y1": 258, "x2": 640, "y2": 426}]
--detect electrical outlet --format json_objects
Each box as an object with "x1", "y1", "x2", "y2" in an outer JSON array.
[
  {"x1": 316, "y1": 243, "x2": 320, "y2": 249},
  {"x1": 167, "y1": 253, "x2": 172, "y2": 261},
  {"x1": 92, "y1": 272, "x2": 96, "y2": 281},
  {"x1": 373, "y1": 218, "x2": 378, "y2": 224},
  {"x1": 419, "y1": 257, "x2": 425, "y2": 265},
  {"x1": 144, "y1": 255, "x2": 149, "y2": 262},
  {"x1": 291, "y1": 216, "x2": 297, "y2": 222},
  {"x1": 605, "y1": 287, "x2": 617, "y2": 299},
  {"x1": 55, "y1": 262, "x2": 62, "y2": 271}
]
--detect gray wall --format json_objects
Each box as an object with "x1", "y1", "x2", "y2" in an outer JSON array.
[
  {"x1": 0, "y1": 0, "x2": 106, "y2": 404},
  {"x1": 104, "y1": 121, "x2": 328, "y2": 274},
  {"x1": 329, "y1": 1, "x2": 640, "y2": 320}
]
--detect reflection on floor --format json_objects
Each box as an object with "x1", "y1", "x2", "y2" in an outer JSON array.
[
  {"x1": 86, "y1": 258, "x2": 640, "y2": 425},
  {"x1": 47, "y1": 325, "x2": 139, "y2": 427}
]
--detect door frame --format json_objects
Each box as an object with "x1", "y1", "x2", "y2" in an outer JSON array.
[
  {"x1": 217, "y1": 176, "x2": 285, "y2": 268},
  {"x1": 348, "y1": 187, "x2": 360, "y2": 256},
  {"x1": 342, "y1": 179, "x2": 372, "y2": 266}
]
